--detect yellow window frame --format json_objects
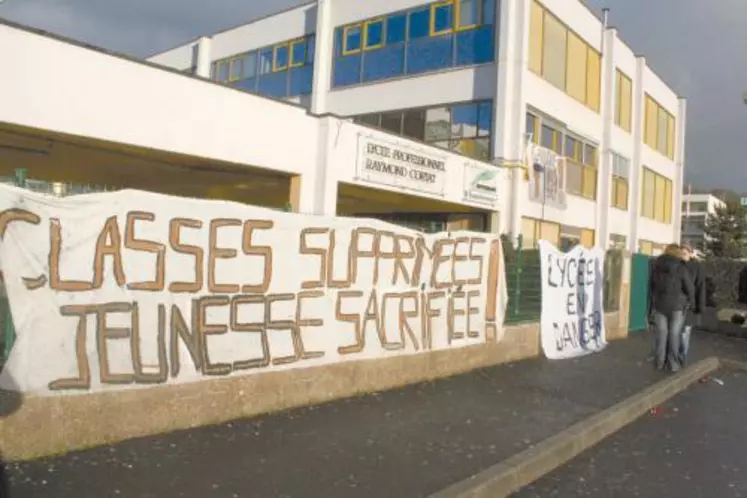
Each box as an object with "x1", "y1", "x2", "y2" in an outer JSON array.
[
  {"x1": 455, "y1": 0, "x2": 481, "y2": 31},
  {"x1": 272, "y1": 43, "x2": 290, "y2": 72},
  {"x1": 430, "y1": 1, "x2": 455, "y2": 36},
  {"x1": 289, "y1": 38, "x2": 307, "y2": 68},
  {"x1": 342, "y1": 24, "x2": 363, "y2": 55},
  {"x1": 363, "y1": 18, "x2": 386, "y2": 51}
]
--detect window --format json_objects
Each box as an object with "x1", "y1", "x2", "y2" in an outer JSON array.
[
  {"x1": 644, "y1": 95, "x2": 676, "y2": 159},
  {"x1": 344, "y1": 24, "x2": 363, "y2": 54},
  {"x1": 580, "y1": 229, "x2": 595, "y2": 249},
  {"x1": 540, "y1": 124, "x2": 560, "y2": 152},
  {"x1": 273, "y1": 44, "x2": 289, "y2": 71},
  {"x1": 611, "y1": 153, "x2": 629, "y2": 210},
  {"x1": 457, "y1": 0, "x2": 480, "y2": 29},
  {"x1": 431, "y1": 1, "x2": 454, "y2": 35},
  {"x1": 352, "y1": 100, "x2": 493, "y2": 161},
  {"x1": 229, "y1": 57, "x2": 243, "y2": 81},
  {"x1": 258, "y1": 48, "x2": 273, "y2": 74},
  {"x1": 526, "y1": 113, "x2": 539, "y2": 143},
  {"x1": 290, "y1": 39, "x2": 307, "y2": 67},
  {"x1": 529, "y1": 1, "x2": 600, "y2": 112},
  {"x1": 521, "y1": 217, "x2": 560, "y2": 248},
  {"x1": 333, "y1": 1, "x2": 495, "y2": 88},
  {"x1": 641, "y1": 167, "x2": 673, "y2": 223},
  {"x1": 364, "y1": 19, "x2": 385, "y2": 49},
  {"x1": 243, "y1": 52, "x2": 257, "y2": 78},
  {"x1": 217, "y1": 60, "x2": 230, "y2": 82},
  {"x1": 615, "y1": 70, "x2": 632, "y2": 132},
  {"x1": 639, "y1": 240, "x2": 654, "y2": 255}
]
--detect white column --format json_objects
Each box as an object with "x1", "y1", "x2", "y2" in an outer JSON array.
[
  {"x1": 195, "y1": 37, "x2": 212, "y2": 78},
  {"x1": 596, "y1": 28, "x2": 617, "y2": 249},
  {"x1": 673, "y1": 97, "x2": 688, "y2": 243},
  {"x1": 492, "y1": 0, "x2": 530, "y2": 240},
  {"x1": 311, "y1": 0, "x2": 334, "y2": 115},
  {"x1": 628, "y1": 56, "x2": 646, "y2": 254}
]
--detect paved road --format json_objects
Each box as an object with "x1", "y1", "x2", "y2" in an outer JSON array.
[
  {"x1": 514, "y1": 368, "x2": 747, "y2": 498},
  {"x1": 1, "y1": 331, "x2": 746, "y2": 498}
]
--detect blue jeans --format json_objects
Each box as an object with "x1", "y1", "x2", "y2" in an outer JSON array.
[
  {"x1": 681, "y1": 325, "x2": 692, "y2": 362},
  {"x1": 652, "y1": 310, "x2": 685, "y2": 372}
]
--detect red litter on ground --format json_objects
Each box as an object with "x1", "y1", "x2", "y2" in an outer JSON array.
[{"x1": 649, "y1": 407, "x2": 662, "y2": 416}]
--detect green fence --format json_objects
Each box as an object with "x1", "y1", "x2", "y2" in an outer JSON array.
[{"x1": 502, "y1": 235, "x2": 623, "y2": 325}]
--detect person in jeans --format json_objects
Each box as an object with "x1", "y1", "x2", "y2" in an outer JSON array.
[
  {"x1": 680, "y1": 244, "x2": 706, "y2": 364},
  {"x1": 648, "y1": 244, "x2": 694, "y2": 372}
]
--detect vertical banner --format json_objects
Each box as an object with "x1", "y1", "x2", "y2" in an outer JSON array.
[{"x1": 538, "y1": 240, "x2": 606, "y2": 359}]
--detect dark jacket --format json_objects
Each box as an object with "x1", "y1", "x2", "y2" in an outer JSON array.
[
  {"x1": 648, "y1": 249, "x2": 695, "y2": 315},
  {"x1": 685, "y1": 259, "x2": 706, "y2": 314}
]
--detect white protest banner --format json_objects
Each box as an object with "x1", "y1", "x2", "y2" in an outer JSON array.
[
  {"x1": 0, "y1": 185, "x2": 507, "y2": 396},
  {"x1": 538, "y1": 240, "x2": 606, "y2": 359}
]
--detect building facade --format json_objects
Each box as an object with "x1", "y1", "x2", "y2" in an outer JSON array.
[{"x1": 681, "y1": 193, "x2": 725, "y2": 253}]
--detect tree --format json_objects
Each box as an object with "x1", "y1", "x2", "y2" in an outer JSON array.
[{"x1": 704, "y1": 201, "x2": 747, "y2": 259}]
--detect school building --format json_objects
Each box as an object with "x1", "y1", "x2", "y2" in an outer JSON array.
[{"x1": 0, "y1": 0, "x2": 685, "y2": 252}]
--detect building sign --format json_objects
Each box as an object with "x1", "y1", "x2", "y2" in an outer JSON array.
[
  {"x1": 538, "y1": 240, "x2": 606, "y2": 360},
  {"x1": 526, "y1": 143, "x2": 566, "y2": 208},
  {"x1": 356, "y1": 135, "x2": 447, "y2": 196},
  {"x1": 0, "y1": 185, "x2": 508, "y2": 396},
  {"x1": 464, "y1": 163, "x2": 499, "y2": 205}
]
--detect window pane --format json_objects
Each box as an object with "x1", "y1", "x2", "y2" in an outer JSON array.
[
  {"x1": 345, "y1": 25, "x2": 363, "y2": 52},
  {"x1": 451, "y1": 103, "x2": 479, "y2": 138},
  {"x1": 275, "y1": 45, "x2": 289, "y2": 70},
  {"x1": 654, "y1": 174, "x2": 666, "y2": 222},
  {"x1": 564, "y1": 136, "x2": 578, "y2": 159},
  {"x1": 409, "y1": 8, "x2": 431, "y2": 39},
  {"x1": 644, "y1": 96, "x2": 658, "y2": 149},
  {"x1": 258, "y1": 48, "x2": 273, "y2": 74},
  {"x1": 425, "y1": 107, "x2": 451, "y2": 141},
  {"x1": 642, "y1": 169, "x2": 655, "y2": 218},
  {"x1": 581, "y1": 229, "x2": 595, "y2": 249},
  {"x1": 218, "y1": 60, "x2": 230, "y2": 82},
  {"x1": 380, "y1": 111, "x2": 403, "y2": 134},
  {"x1": 584, "y1": 144, "x2": 597, "y2": 166},
  {"x1": 291, "y1": 40, "x2": 307, "y2": 66},
  {"x1": 229, "y1": 57, "x2": 243, "y2": 80},
  {"x1": 361, "y1": 44, "x2": 405, "y2": 82},
  {"x1": 540, "y1": 124, "x2": 556, "y2": 150},
  {"x1": 617, "y1": 71, "x2": 632, "y2": 132},
  {"x1": 541, "y1": 221, "x2": 560, "y2": 246},
  {"x1": 582, "y1": 166, "x2": 597, "y2": 199},
  {"x1": 542, "y1": 12, "x2": 567, "y2": 89},
  {"x1": 565, "y1": 160, "x2": 582, "y2": 195},
  {"x1": 458, "y1": 0, "x2": 479, "y2": 27},
  {"x1": 526, "y1": 113, "x2": 537, "y2": 141},
  {"x1": 521, "y1": 218, "x2": 538, "y2": 248},
  {"x1": 403, "y1": 109, "x2": 426, "y2": 140},
  {"x1": 586, "y1": 49, "x2": 601, "y2": 111},
  {"x1": 358, "y1": 114, "x2": 380, "y2": 127},
  {"x1": 477, "y1": 101, "x2": 492, "y2": 137},
  {"x1": 482, "y1": 0, "x2": 495, "y2": 25},
  {"x1": 243, "y1": 52, "x2": 257, "y2": 78},
  {"x1": 433, "y1": 3, "x2": 454, "y2": 33},
  {"x1": 528, "y1": 0, "x2": 544, "y2": 74},
  {"x1": 307, "y1": 35, "x2": 316, "y2": 63},
  {"x1": 664, "y1": 179, "x2": 672, "y2": 223},
  {"x1": 565, "y1": 31, "x2": 587, "y2": 103},
  {"x1": 365, "y1": 20, "x2": 384, "y2": 48},
  {"x1": 667, "y1": 114, "x2": 676, "y2": 159},
  {"x1": 387, "y1": 14, "x2": 407, "y2": 44},
  {"x1": 657, "y1": 107, "x2": 668, "y2": 154},
  {"x1": 618, "y1": 180, "x2": 628, "y2": 209}
]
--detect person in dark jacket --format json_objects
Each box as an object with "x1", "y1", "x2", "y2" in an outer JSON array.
[
  {"x1": 680, "y1": 244, "x2": 706, "y2": 364},
  {"x1": 648, "y1": 244, "x2": 695, "y2": 372}
]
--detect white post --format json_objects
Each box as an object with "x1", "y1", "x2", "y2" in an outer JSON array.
[
  {"x1": 628, "y1": 56, "x2": 646, "y2": 254},
  {"x1": 311, "y1": 0, "x2": 333, "y2": 114},
  {"x1": 195, "y1": 37, "x2": 212, "y2": 78},
  {"x1": 596, "y1": 27, "x2": 617, "y2": 249},
  {"x1": 673, "y1": 97, "x2": 687, "y2": 243}
]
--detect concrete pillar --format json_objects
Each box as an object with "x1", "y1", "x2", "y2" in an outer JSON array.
[
  {"x1": 311, "y1": 0, "x2": 333, "y2": 114},
  {"x1": 492, "y1": 0, "x2": 530, "y2": 241},
  {"x1": 673, "y1": 97, "x2": 688, "y2": 243},
  {"x1": 596, "y1": 28, "x2": 617, "y2": 250},
  {"x1": 628, "y1": 56, "x2": 646, "y2": 254},
  {"x1": 195, "y1": 37, "x2": 212, "y2": 78}
]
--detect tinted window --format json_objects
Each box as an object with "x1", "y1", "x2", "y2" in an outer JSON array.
[
  {"x1": 291, "y1": 40, "x2": 307, "y2": 66},
  {"x1": 403, "y1": 109, "x2": 426, "y2": 140},
  {"x1": 365, "y1": 20, "x2": 384, "y2": 48},
  {"x1": 433, "y1": 3, "x2": 454, "y2": 33},
  {"x1": 387, "y1": 14, "x2": 407, "y2": 44},
  {"x1": 345, "y1": 25, "x2": 362, "y2": 52},
  {"x1": 409, "y1": 8, "x2": 431, "y2": 39},
  {"x1": 381, "y1": 112, "x2": 403, "y2": 133}
]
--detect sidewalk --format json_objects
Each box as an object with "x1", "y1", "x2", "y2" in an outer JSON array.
[{"x1": 3, "y1": 331, "x2": 746, "y2": 498}]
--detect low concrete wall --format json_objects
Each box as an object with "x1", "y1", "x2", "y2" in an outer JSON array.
[{"x1": 0, "y1": 313, "x2": 623, "y2": 461}]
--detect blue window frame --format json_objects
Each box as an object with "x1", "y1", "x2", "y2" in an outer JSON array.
[
  {"x1": 332, "y1": 0, "x2": 496, "y2": 88},
  {"x1": 387, "y1": 14, "x2": 407, "y2": 44}
]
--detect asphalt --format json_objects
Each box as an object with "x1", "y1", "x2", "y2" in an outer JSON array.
[
  {"x1": 2, "y1": 331, "x2": 747, "y2": 498},
  {"x1": 514, "y1": 368, "x2": 747, "y2": 498}
]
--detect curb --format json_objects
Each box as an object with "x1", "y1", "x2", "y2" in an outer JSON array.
[{"x1": 430, "y1": 356, "x2": 722, "y2": 498}]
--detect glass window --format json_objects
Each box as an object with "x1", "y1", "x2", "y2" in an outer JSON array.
[
  {"x1": 565, "y1": 161, "x2": 582, "y2": 195},
  {"x1": 565, "y1": 136, "x2": 579, "y2": 160},
  {"x1": 584, "y1": 144, "x2": 597, "y2": 166},
  {"x1": 529, "y1": 0, "x2": 544, "y2": 75},
  {"x1": 521, "y1": 217, "x2": 538, "y2": 249},
  {"x1": 542, "y1": 12, "x2": 567, "y2": 90},
  {"x1": 642, "y1": 169, "x2": 655, "y2": 219},
  {"x1": 451, "y1": 103, "x2": 479, "y2": 138},
  {"x1": 432, "y1": 2, "x2": 454, "y2": 34},
  {"x1": 403, "y1": 109, "x2": 426, "y2": 141},
  {"x1": 482, "y1": 0, "x2": 495, "y2": 24},
  {"x1": 365, "y1": 19, "x2": 385, "y2": 49},
  {"x1": 458, "y1": 0, "x2": 480, "y2": 29},
  {"x1": 307, "y1": 36, "x2": 316, "y2": 63},
  {"x1": 409, "y1": 8, "x2": 431, "y2": 40},
  {"x1": 380, "y1": 111, "x2": 403, "y2": 134},
  {"x1": 644, "y1": 96, "x2": 658, "y2": 149},
  {"x1": 657, "y1": 107, "x2": 669, "y2": 154},
  {"x1": 425, "y1": 107, "x2": 451, "y2": 141},
  {"x1": 217, "y1": 60, "x2": 230, "y2": 82},
  {"x1": 358, "y1": 114, "x2": 380, "y2": 127},
  {"x1": 387, "y1": 14, "x2": 407, "y2": 44},
  {"x1": 616, "y1": 70, "x2": 632, "y2": 132},
  {"x1": 586, "y1": 48, "x2": 601, "y2": 112},
  {"x1": 243, "y1": 52, "x2": 257, "y2": 78},
  {"x1": 344, "y1": 25, "x2": 363, "y2": 53},
  {"x1": 291, "y1": 39, "x2": 307, "y2": 67},
  {"x1": 274, "y1": 44, "x2": 289, "y2": 71},
  {"x1": 229, "y1": 57, "x2": 243, "y2": 81},
  {"x1": 477, "y1": 101, "x2": 492, "y2": 137},
  {"x1": 541, "y1": 125, "x2": 560, "y2": 152},
  {"x1": 565, "y1": 31, "x2": 587, "y2": 103},
  {"x1": 258, "y1": 48, "x2": 273, "y2": 74},
  {"x1": 654, "y1": 174, "x2": 666, "y2": 222},
  {"x1": 526, "y1": 113, "x2": 537, "y2": 142}
]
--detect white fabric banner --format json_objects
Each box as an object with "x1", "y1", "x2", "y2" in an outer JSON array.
[
  {"x1": 538, "y1": 240, "x2": 606, "y2": 359},
  {"x1": 0, "y1": 185, "x2": 507, "y2": 396}
]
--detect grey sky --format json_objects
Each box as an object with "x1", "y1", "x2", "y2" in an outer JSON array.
[{"x1": 0, "y1": 0, "x2": 741, "y2": 191}]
